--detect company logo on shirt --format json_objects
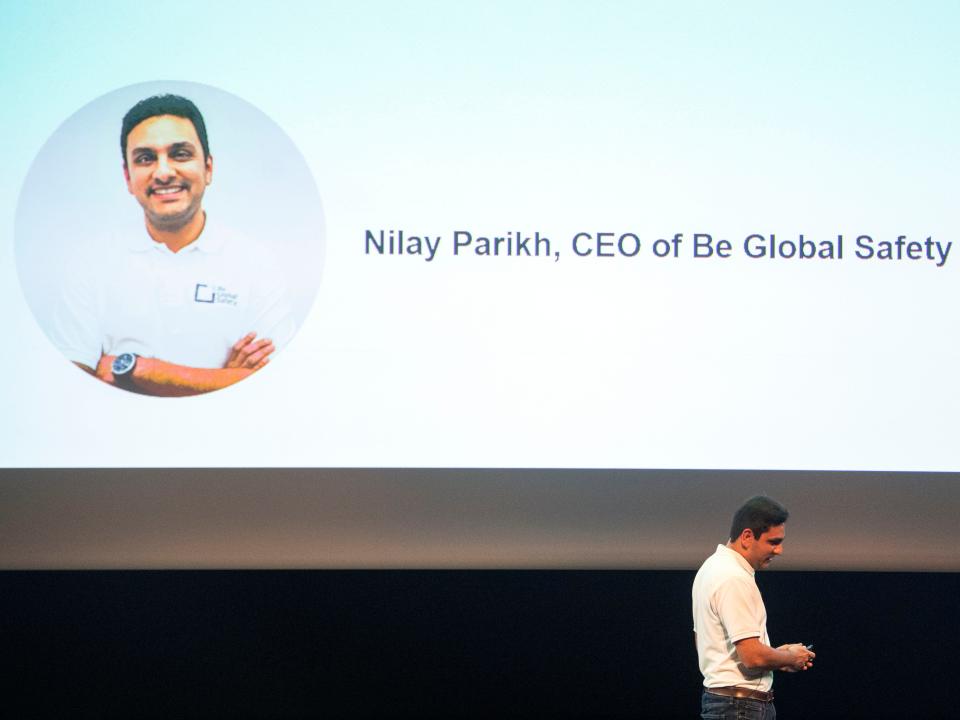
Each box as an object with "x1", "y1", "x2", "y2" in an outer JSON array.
[{"x1": 194, "y1": 283, "x2": 239, "y2": 306}]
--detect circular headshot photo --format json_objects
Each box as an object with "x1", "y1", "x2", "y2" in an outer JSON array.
[{"x1": 15, "y1": 81, "x2": 324, "y2": 396}]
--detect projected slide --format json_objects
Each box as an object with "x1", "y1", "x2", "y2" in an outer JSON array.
[{"x1": 2, "y1": 3, "x2": 957, "y2": 471}]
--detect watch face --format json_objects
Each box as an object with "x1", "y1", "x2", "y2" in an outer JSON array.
[{"x1": 112, "y1": 353, "x2": 136, "y2": 376}]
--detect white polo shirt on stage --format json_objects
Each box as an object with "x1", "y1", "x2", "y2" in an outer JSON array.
[
  {"x1": 692, "y1": 544, "x2": 773, "y2": 691},
  {"x1": 52, "y1": 217, "x2": 296, "y2": 371}
]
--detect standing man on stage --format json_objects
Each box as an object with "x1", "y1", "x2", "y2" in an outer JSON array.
[{"x1": 692, "y1": 495, "x2": 815, "y2": 719}]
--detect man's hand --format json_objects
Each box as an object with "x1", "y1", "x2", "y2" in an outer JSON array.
[
  {"x1": 776, "y1": 643, "x2": 815, "y2": 672},
  {"x1": 735, "y1": 637, "x2": 815, "y2": 673},
  {"x1": 224, "y1": 332, "x2": 275, "y2": 370}
]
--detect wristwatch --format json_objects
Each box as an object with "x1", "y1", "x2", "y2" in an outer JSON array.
[{"x1": 111, "y1": 352, "x2": 139, "y2": 386}]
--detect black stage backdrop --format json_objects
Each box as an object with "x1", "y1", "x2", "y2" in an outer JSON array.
[{"x1": 2, "y1": 570, "x2": 956, "y2": 718}]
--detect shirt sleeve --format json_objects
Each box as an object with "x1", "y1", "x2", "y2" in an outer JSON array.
[
  {"x1": 48, "y1": 250, "x2": 103, "y2": 370},
  {"x1": 245, "y1": 246, "x2": 298, "y2": 352},
  {"x1": 714, "y1": 576, "x2": 763, "y2": 644}
]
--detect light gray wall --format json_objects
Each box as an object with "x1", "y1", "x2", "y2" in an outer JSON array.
[{"x1": 1, "y1": 469, "x2": 955, "y2": 570}]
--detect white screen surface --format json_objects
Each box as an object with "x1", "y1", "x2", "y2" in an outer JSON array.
[{"x1": 2, "y1": 2, "x2": 958, "y2": 472}]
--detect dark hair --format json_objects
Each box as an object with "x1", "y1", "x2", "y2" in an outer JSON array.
[
  {"x1": 121, "y1": 94, "x2": 210, "y2": 165},
  {"x1": 729, "y1": 495, "x2": 789, "y2": 541}
]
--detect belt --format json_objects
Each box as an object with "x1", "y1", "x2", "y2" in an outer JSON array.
[{"x1": 705, "y1": 686, "x2": 774, "y2": 703}]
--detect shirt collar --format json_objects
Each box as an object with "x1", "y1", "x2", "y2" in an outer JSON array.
[
  {"x1": 716, "y1": 543, "x2": 755, "y2": 576},
  {"x1": 125, "y1": 213, "x2": 225, "y2": 255}
]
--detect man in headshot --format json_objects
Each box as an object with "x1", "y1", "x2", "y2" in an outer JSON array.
[
  {"x1": 692, "y1": 495, "x2": 815, "y2": 719},
  {"x1": 51, "y1": 94, "x2": 295, "y2": 395}
]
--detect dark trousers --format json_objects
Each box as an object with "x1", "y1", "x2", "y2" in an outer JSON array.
[{"x1": 701, "y1": 690, "x2": 776, "y2": 720}]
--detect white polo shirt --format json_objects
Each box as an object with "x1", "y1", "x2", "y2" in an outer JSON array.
[
  {"x1": 51, "y1": 217, "x2": 296, "y2": 370},
  {"x1": 692, "y1": 544, "x2": 773, "y2": 691}
]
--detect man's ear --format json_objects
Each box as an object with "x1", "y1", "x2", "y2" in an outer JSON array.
[
  {"x1": 204, "y1": 154, "x2": 213, "y2": 186},
  {"x1": 739, "y1": 528, "x2": 756, "y2": 547},
  {"x1": 123, "y1": 163, "x2": 132, "y2": 193}
]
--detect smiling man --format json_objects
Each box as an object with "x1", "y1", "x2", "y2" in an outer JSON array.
[
  {"x1": 51, "y1": 94, "x2": 295, "y2": 395},
  {"x1": 692, "y1": 496, "x2": 815, "y2": 720}
]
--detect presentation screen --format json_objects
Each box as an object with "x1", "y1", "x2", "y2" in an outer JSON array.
[{"x1": 1, "y1": 3, "x2": 958, "y2": 569}]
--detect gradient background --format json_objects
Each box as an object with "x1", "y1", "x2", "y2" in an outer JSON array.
[{"x1": 3, "y1": 1, "x2": 958, "y2": 470}]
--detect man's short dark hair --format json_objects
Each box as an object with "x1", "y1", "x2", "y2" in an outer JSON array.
[
  {"x1": 729, "y1": 495, "x2": 789, "y2": 541},
  {"x1": 121, "y1": 94, "x2": 210, "y2": 165}
]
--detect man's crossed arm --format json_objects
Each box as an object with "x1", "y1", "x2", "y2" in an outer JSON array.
[{"x1": 76, "y1": 332, "x2": 275, "y2": 397}]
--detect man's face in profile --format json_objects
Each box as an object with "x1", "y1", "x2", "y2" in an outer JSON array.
[
  {"x1": 743, "y1": 523, "x2": 785, "y2": 571},
  {"x1": 123, "y1": 114, "x2": 212, "y2": 231}
]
